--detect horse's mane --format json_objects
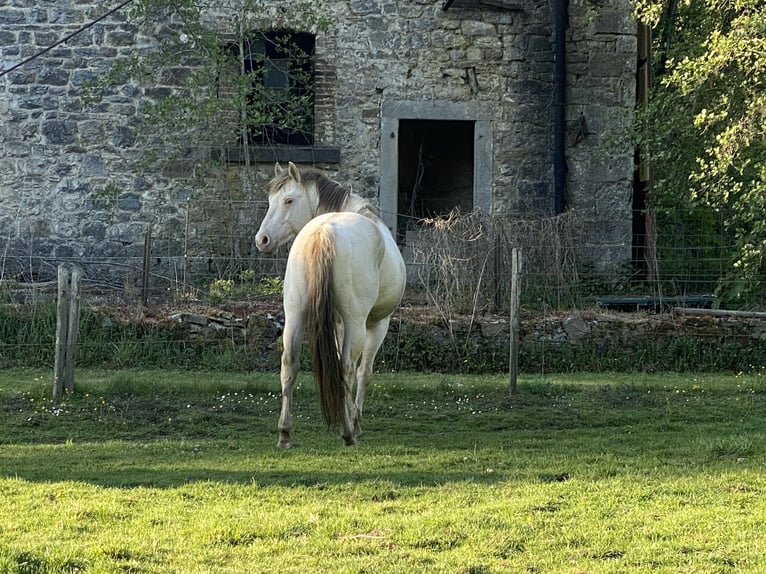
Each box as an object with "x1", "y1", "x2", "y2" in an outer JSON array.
[{"x1": 270, "y1": 168, "x2": 380, "y2": 220}]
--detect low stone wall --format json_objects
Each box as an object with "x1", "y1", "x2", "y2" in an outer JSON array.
[{"x1": 170, "y1": 305, "x2": 766, "y2": 373}]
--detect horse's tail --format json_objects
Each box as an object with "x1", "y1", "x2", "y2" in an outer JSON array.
[{"x1": 305, "y1": 224, "x2": 345, "y2": 428}]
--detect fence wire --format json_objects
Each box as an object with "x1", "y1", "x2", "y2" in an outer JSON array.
[{"x1": 1, "y1": 203, "x2": 763, "y2": 312}]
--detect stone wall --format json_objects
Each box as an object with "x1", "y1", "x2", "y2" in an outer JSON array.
[
  {"x1": 0, "y1": 1, "x2": 187, "y2": 286},
  {"x1": 114, "y1": 303, "x2": 766, "y2": 373},
  {"x1": 0, "y1": 0, "x2": 637, "y2": 290}
]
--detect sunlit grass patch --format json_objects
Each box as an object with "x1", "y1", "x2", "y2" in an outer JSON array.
[{"x1": 1, "y1": 369, "x2": 765, "y2": 572}]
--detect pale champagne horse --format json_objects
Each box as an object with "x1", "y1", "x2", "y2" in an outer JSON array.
[{"x1": 255, "y1": 162, "x2": 406, "y2": 448}]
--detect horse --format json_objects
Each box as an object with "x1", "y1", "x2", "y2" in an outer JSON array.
[{"x1": 255, "y1": 162, "x2": 406, "y2": 448}]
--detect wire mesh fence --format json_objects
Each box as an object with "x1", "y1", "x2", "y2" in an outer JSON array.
[
  {"x1": 2, "y1": 204, "x2": 766, "y2": 374},
  {"x1": 3, "y1": 203, "x2": 757, "y2": 311}
]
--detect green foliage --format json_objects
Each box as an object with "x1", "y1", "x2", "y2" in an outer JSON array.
[
  {"x1": 378, "y1": 316, "x2": 766, "y2": 374},
  {"x1": 635, "y1": 0, "x2": 766, "y2": 304},
  {"x1": 0, "y1": 304, "x2": 257, "y2": 371},
  {"x1": 0, "y1": 280, "x2": 19, "y2": 304},
  {"x1": 208, "y1": 274, "x2": 283, "y2": 303},
  {"x1": 1, "y1": 370, "x2": 765, "y2": 572},
  {"x1": 208, "y1": 278, "x2": 234, "y2": 304},
  {"x1": 256, "y1": 276, "x2": 284, "y2": 296},
  {"x1": 3, "y1": 302, "x2": 766, "y2": 373},
  {"x1": 0, "y1": 303, "x2": 57, "y2": 367}
]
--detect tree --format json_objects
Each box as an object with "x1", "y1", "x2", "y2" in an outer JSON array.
[{"x1": 635, "y1": 0, "x2": 766, "y2": 304}]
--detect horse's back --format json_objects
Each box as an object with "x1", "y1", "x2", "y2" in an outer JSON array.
[{"x1": 287, "y1": 212, "x2": 405, "y2": 322}]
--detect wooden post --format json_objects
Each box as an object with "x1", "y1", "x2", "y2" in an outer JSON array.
[
  {"x1": 183, "y1": 199, "x2": 190, "y2": 290},
  {"x1": 141, "y1": 224, "x2": 151, "y2": 306},
  {"x1": 53, "y1": 265, "x2": 83, "y2": 400},
  {"x1": 64, "y1": 266, "x2": 82, "y2": 394},
  {"x1": 493, "y1": 231, "x2": 501, "y2": 312},
  {"x1": 53, "y1": 264, "x2": 70, "y2": 401},
  {"x1": 508, "y1": 248, "x2": 522, "y2": 395}
]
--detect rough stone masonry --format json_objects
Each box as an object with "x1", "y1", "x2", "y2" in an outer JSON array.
[{"x1": 0, "y1": 0, "x2": 637, "y2": 292}]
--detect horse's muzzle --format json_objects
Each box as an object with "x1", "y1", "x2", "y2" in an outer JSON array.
[{"x1": 255, "y1": 232, "x2": 274, "y2": 253}]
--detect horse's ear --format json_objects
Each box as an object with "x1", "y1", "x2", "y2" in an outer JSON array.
[
  {"x1": 274, "y1": 162, "x2": 284, "y2": 176},
  {"x1": 287, "y1": 161, "x2": 301, "y2": 183}
]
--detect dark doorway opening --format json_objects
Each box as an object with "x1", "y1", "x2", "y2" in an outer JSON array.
[{"x1": 397, "y1": 120, "x2": 474, "y2": 240}]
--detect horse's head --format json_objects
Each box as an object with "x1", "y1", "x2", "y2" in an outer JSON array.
[{"x1": 255, "y1": 162, "x2": 318, "y2": 253}]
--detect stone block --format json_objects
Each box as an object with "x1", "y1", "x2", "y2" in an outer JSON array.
[
  {"x1": 588, "y1": 53, "x2": 633, "y2": 78},
  {"x1": 7, "y1": 70, "x2": 36, "y2": 85},
  {"x1": 594, "y1": 10, "x2": 628, "y2": 34},
  {"x1": 461, "y1": 20, "x2": 496, "y2": 36},
  {"x1": 563, "y1": 315, "x2": 589, "y2": 341},
  {"x1": 18, "y1": 98, "x2": 42, "y2": 110},
  {"x1": 82, "y1": 155, "x2": 106, "y2": 176},
  {"x1": 0, "y1": 9, "x2": 26, "y2": 25},
  {"x1": 107, "y1": 30, "x2": 135, "y2": 46},
  {"x1": 81, "y1": 220, "x2": 107, "y2": 241},
  {"x1": 107, "y1": 221, "x2": 146, "y2": 243},
  {"x1": 0, "y1": 31, "x2": 16, "y2": 45},
  {"x1": 117, "y1": 193, "x2": 141, "y2": 212},
  {"x1": 38, "y1": 67, "x2": 69, "y2": 86},
  {"x1": 112, "y1": 126, "x2": 136, "y2": 148},
  {"x1": 350, "y1": 0, "x2": 381, "y2": 14},
  {"x1": 80, "y1": 121, "x2": 105, "y2": 143},
  {"x1": 42, "y1": 119, "x2": 77, "y2": 145},
  {"x1": 55, "y1": 179, "x2": 91, "y2": 195},
  {"x1": 526, "y1": 35, "x2": 551, "y2": 53}
]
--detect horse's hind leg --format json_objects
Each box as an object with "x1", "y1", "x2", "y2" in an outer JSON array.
[
  {"x1": 277, "y1": 314, "x2": 304, "y2": 449},
  {"x1": 340, "y1": 319, "x2": 366, "y2": 446},
  {"x1": 353, "y1": 317, "x2": 391, "y2": 441}
]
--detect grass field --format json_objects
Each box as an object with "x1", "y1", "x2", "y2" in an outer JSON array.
[{"x1": 1, "y1": 368, "x2": 765, "y2": 573}]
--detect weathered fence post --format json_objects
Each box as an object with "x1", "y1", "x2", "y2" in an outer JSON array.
[
  {"x1": 141, "y1": 224, "x2": 152, "y2": 306},
  {"x1": 64, "y1": 266, "x2": 82, "y2": 394},
  {"x1": 53, "y1": 264, "x2": 83, "y2": 400},
  {"x1": 53, "y1": 265, "x2": 70, "y2": 401},
  {"x1": 508, "y1": 248, "x2": 523, "y2": 395}
]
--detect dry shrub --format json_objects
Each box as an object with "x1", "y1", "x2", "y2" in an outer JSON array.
[{"x1": 409, "y1": 209, "x2": 582, "y2": 316}]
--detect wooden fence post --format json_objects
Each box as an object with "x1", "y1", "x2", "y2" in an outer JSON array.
[
  {"x1": 53, "y1": 265, "x2": 83, "y2": 400},
  {"x1": 141, "y1": 224, "x2": 152, "y2": 306},
  {"x1": 64, "y1": 266, "x2": 82, "y2": 394},
  {"x1": 508, "y1": 248, "x2": 523, "y2": 395},
  {"x1": 53, "y1": 264, "x2": 70, "y2": 401}
]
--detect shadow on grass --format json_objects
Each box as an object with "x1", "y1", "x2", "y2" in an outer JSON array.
[
  {"x1": 2, "y1": 374, "x2": 765, "y2": 489},
  {"x1": 1, "y1": 458, "x2": 516, "y2": 489}
]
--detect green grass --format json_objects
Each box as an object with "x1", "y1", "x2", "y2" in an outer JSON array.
[{"x1": 1, "y1": 369, "x2": 765, "y2": 573}]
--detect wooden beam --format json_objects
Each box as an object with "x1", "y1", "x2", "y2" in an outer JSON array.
[
  {"x1": 212, "y1": 146, "x2": 341, "y2": 164},
  {"x1": 674, "y1": 308, "x2": 766, "y2": 320},
  {"x1": 443, "y1": 0, "x2": 524, "y2": 11}
]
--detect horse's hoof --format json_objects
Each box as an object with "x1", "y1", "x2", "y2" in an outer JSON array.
[{"x1": 277, "y1": 439, "x2": 292, "y2": 449}]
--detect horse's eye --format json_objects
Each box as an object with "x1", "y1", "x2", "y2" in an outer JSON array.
[{"x1": 284, "y1": 198, "x2": 293, "y2": 206}]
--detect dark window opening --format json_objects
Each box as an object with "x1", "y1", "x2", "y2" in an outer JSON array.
[
  {"x1": 233, "y1": 30, "x2": 315, "y2": 146},
  {"x1": 397, "y1": 119, "x2": 474, "y2": 240}
]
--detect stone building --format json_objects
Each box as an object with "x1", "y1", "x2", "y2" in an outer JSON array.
[{"x1": 0, "y1": 0, "x2": 637, "y2": 292}]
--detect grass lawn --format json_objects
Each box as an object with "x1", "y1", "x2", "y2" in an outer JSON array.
[{"x1": 1, "y1": 368, "x2": 765, "y2": 573}]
